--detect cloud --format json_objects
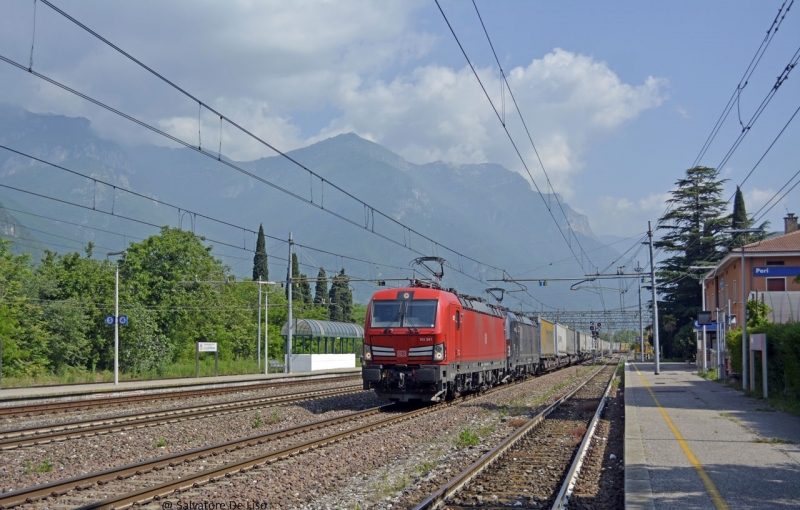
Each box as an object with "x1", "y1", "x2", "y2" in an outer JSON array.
[
  {"x1": 593, "y1": 192, "x2": 671, "y2": 236},
  {"x1": 316, "y1": 49, "x2": 667, "y2": 199},
  {"x1": 0, "y1": 4, "x2": 667, "y2": 196}
]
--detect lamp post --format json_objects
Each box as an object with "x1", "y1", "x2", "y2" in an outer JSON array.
[
  {"x1": 635, "y1": 264, "x2": 644, "y2": 362},
  {"x1": 723, "y1": 228, "x2": 761, "y2": 390},
  {"x1": 106, "y1": 250, "x2": 127, "y2": 386}
]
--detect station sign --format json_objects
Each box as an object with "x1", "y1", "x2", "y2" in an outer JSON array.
[
  {"x1": 197, "y1": 342, "x2": 218, "y2": 352},
  {"x1": 753, "y1": 267, "x2": 800, "y2": 277}
]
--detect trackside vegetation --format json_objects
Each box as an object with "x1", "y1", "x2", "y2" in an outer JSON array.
[{"x1": 0, "y1": 227, "x2": 363, "y2": 385}]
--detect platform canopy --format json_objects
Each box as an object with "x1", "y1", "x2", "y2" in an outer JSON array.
[{"x1": 280, "y1": 319, "x2": 364, "y2": 339}]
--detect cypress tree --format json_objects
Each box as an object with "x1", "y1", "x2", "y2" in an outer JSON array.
[
  {"x1": 299, "y1": 274, "x2": 312, "y2": 305},
  {"x1": 328, "y1": 272, "x2": 342, "y2": 321},
  {"x1": 252, "y1": 224, "x2": 268, "y2": 281},
  {"x1": 314, "y1": 267, "x2": 328, "y2": 305},
  {"x1": 729, "y1": 186, "x2": 770, "y2": 247},
  {"x1": 338, "y1": 269, "x2": 353, "y2": 322},
  {"x1": 286, "y1": 253, "x2": 301, "y2": 299}
]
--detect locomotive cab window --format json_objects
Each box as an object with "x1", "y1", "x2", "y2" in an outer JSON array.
[
  {"x1": 370, "y1": 299, "x2": 438, "y2": 328},
  {"x1": 371, "y1": 301, "x2": 402, "y2": 328}
]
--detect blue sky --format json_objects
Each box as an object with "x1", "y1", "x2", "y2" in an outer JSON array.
[{"x1": 1, "y1": 0, "x2": 798, "y2": 245}]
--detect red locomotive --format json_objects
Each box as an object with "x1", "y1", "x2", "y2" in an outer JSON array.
[{"x1": 361, "y1": 283, "x2": 508, "y2": 402}]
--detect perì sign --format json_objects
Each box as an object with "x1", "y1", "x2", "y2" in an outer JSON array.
[{"x1": 753, "y1": 267, "x2": 800, "y2": 277}]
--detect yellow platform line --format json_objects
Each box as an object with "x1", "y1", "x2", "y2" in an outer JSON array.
[{"x1": 632, "y1": 364, "x2": 730, "y2": 510}]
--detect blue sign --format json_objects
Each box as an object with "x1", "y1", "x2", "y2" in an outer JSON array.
[
  {"x1": 118, "y1": 315, "x2": 129, "y2": 326},
  {"x1": 753, "y1": 266, "x2": 800, "y2": 277},
  {"x1": 694, "y1": 321, "x2": 718, "y2": 331},
  {"x1": 105, "y1": 315, "x2": 115, "y2": 326}
]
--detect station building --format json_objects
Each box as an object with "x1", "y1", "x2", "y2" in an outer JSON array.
[{"x1": 702, "y1": 213, "x2": 800, "y2": 325}]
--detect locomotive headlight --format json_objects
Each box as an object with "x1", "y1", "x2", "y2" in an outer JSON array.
[
  {"x1": 363, "y1": 346, "x2": 373, "y2": 361},
  {"x1": 433, "y1": 343, "x2": 445, "y2": 361}
]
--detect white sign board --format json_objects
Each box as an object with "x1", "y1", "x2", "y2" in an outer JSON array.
[
  {"x1": 198, "y1": 342, "x2": 218, "y2": 352},
  {"x1": 750, "y1": 334, "x2": 765, "y2": 351}
]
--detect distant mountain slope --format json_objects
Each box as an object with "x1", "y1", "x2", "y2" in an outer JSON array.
[{"x1": 0, "y1": 106, "x2": 620, "y2": 308}]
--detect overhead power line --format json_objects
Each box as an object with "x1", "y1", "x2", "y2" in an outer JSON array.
[
  {"x1": 435, "y1": 0, "x2": 593, "y2": 277},
  {"x1": 28, "y1": 0, "x2": 514, "y2": 288}
]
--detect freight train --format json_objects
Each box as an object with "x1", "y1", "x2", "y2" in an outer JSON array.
[{"x1": 361, "y1": 281, "x2": 610, "y2": 403}]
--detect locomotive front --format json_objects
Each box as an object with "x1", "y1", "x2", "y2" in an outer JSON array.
[{"x1": 361, "y1": 287, "x2": 453, "y2": 402}]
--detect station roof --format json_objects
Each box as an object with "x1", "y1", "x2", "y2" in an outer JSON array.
[{"x1": 280, "y1": 319, "x2": 364, "y2": 339}]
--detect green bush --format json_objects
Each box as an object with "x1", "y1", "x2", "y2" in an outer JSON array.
[{"x1": 728, "y1": 322, "x2": 800, "y2": 400}]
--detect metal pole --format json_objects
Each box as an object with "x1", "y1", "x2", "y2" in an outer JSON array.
[
  {"x1": 637, "y1": 266, "x2": 644, "y2": 362},
  {"x1": 701, "y1": 277, "x2": 707, "y2": 373},
  {"x1": 741, "y1": 244, "x2": 748, "y2": 390},
  {"x1": 264, "y1": 287, "x2": 269, "y2": 375},
  {"x1": 287, "y1": 233, "x2": 294, "y2": 374},
  {"x1": 257, "y1": 279, "x2": 262, "y2": 370},
  {"x1": 114, "y1": 263, "x2": 120, "y2": 386},
  {"x1": 647, "y1": 222, "x2": 661, "y2": 374}
]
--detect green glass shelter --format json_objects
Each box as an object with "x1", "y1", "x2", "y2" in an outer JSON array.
[{"x1": 280, "y1": 319, "x2": 364, "y2": 355}]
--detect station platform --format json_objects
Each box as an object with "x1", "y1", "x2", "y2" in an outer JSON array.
[
  {"x1": 625, "y1": 361, "x2": 800, "y2": 510},
  {"x1": 0, "y1": 367, "x2": 361, "y2": 404}
]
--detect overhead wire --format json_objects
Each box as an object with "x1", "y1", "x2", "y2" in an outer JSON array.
[
  {"x1": 29, "y1": 0, "x2": 514, "y2": 287},
  {"x1": 435, "y1": 0, "x2": 593, "y2": 278}
]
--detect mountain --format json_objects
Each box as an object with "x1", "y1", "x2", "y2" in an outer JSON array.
[{"x1": 0, "y1": 106, "x2": 620, "y2": 309}]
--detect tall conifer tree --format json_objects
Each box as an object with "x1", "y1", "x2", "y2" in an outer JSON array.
[
  {"x1": 314, "y1": 268, "x2": 328, "y2": 306},
  {"x1": 655, "y1": 166, "x2": 729, "y2": 356},
  {"x1": 252, "y1": 224, "x2": 268, "y2": 281}
]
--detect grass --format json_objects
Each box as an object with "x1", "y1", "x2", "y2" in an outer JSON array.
[
  {"x1": 0, "y1": 358, "x2": 269, "y2": 388},
  {"x1": 697, "y1": 368, "x2": 719, "y2": 380},
  {"x1": 26, "y1": 459, "x2": 53, "y2": 474},
  {"x1": 752, "y1": 437, "x2": 794, "y2": 444},
  {"x1": 456, "y1": 428, "x2": 480, "y2": 448},
  {"x1": 720, "y1": 412, "x2": 740, "y2": 424},
  {"x1": 153, "y1": 438, "x2": 167, "y2": 447},
  {"x1": 373, "y1": 471, "x2": 409, "y2": 497},
  {"x1": 252, "y1": 411, "x2": 264, "y2": 429}
]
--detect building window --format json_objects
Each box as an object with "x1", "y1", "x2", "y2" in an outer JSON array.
[
  {"x1": 767, "y1": 278, "x2": 786, "y2": 291},
  {"x1": 766, "y1": 260, "x2": 785, "y2": 266}
]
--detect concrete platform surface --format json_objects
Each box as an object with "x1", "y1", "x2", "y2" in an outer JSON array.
[
  {"x1": 625, "y1": 361, "x2": 800, "y2": 510},
  {"x1": 0, "y1": 367, "x2": 361, "y2": 403}
]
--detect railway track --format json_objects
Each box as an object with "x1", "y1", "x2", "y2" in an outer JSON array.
[
  {"x1": 0, "y1": 365, "x2": 594, "y2": 509},
  {"x1": 0, "y1": 375, "x2": 361, "y2": 418},
  {"x1": 0, "y1": 384, "x2": 363, "y2": 450},
  {"x1": 412, "y1": 361, "x2": 619, "y2": 509}
]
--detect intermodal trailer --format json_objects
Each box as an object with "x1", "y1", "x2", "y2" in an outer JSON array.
[{"x1": 506, "y1": 312, "x2": 540, "y2": 377}]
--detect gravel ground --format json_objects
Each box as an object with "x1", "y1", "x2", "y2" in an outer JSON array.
[
  {"x1": 141, "y1": 364, "x2": 601, "y2": 510},
  {"x1": 569, "y1": 367, "x2": 625, "y2": 509},
  {"x1": 0, "y1": 377, "x2": 360, "y2": 431},
  {"x1": 0, "y1": 390, "x2": 383, "y2": 494}
]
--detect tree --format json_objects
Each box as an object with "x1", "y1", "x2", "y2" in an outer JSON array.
[
  {"x1": 298, "y1": 274, "x2": 312, "y2": 305},
  {"x1": 729, "y1": 186, "x2": 770, "y2": 248},
  {"x1": 286, "y1": 253, "x2": 300, "y2": 300},
  {"x1": 314, "y1": 267, "x2": 328, "y2": 306},
  {"x1": 252, "y1": 224, "x2": 268, "y2": 282},
  {"x1": 328, "y1": 268, "x2": 352, "y2": 322},
  {"x1": 655, "y1": 166, "x2": 730, "y2": 357}
]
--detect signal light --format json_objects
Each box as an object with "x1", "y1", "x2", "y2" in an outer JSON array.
[{"x1": 377, "y1": 280, "x2": 386, "y2": 286}]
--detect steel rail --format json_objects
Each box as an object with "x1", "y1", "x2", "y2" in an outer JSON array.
[
  {"x1": 551, "y1": 361, "x2": 619, "y2": 509},
  {"x1": 0, "y1": 361, "x2": 595, "y2": 509},
  {"x1": 0, "y1": 405, "x2": 392, "y2": 509},
  {"x1": 0, "y1": 375, "x2": 360, "y2": 417},
  {"x1": 411, "y1": 361, "x2": 615, "y2": 510},
  {"x1": 74, "y1": 374, "x2": 548, "y2": 510},
  {"x1": 0, "y1": 385, "x2": 363, "y2": 450}
]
